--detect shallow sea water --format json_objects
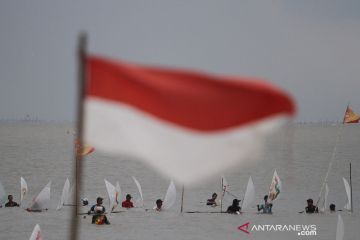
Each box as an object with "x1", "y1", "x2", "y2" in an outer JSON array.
[{"x1": 0, "y1": 122, "x2": 359, "y2": 240}]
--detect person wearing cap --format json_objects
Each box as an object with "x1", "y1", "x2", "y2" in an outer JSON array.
[
  {"x1": 206, "y1": 193, "x2": 218, "y2": 207},
  {"x1": 153, "y1": 199, "x2": 163, "y2": 211},
  {"x1": 227, "y1": 199, "x2": 241, "y2": 214},
  {"x1": 305, "y1": 198, "x2": 318, "y2": 214},
  {"x1": 88, "y1": 197, "x2": 110, "y2": 224},
  {"x1": 257, "y1": 195, "x2": 273, "y2": 214},
  {"x1": 122, "y1": 194, "x2": 134, "y2": 208}
]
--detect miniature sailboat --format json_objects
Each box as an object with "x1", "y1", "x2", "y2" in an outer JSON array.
[
  {"x1": 343, "y1": 177, "x2": 351, "y2": 211},
  {"x1": 132, "y1": 176, "x2": 144, "y2": 208},
  {"x1": 343, "y1": 105, "x2": 360, "y2": 123},
  {"x1": 241, "y1": 176, "x2": 255, "y2": 211},
  {"x1": 29, "y1": 181, "x2": 51, "y2": 211},
  {"x1": 20, "y1": 177, "x2": 28, "y2": 205},
  {"x1": 56, "y1": 178, "x2": 70, "y2": 210},
  {"x1": 29, "y1": 224, "x2": 42, "y2": 240},
  {"x1": 268, "y1": 170, "x2": 281, "y2": 202},
  {"x1": 162, "y1": 180, "x2": 176, "y2": 210},
  {"x1": 104, "y1": 179, "x2": 120, "y2": 212},
  {"x1": 336, "y1": 214, "x2": 344, "y2": 240}
]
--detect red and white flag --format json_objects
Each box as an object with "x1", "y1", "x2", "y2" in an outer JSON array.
[{"x1": 84, "y1": 55, "x2": 295, "y2": 185}]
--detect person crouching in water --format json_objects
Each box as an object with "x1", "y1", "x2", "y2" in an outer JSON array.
[
  {"x1": 122, "y1": 194, "x2": 134, "y2": 208},
  {"x1": 227, "y1": 199, "x2": 241, "y2": 214},
  {"x1": 206, "y1": 193, "x2": 218, "y2": 207},
  {"x1": 305, "y1": 198, "x2": 318, "y2": 214},
  {"x1": 257, "y1": 195, "x2": 273, "y2": 214},
  {"x1": 88, "y1": 197, "x2": 110, "y2": 225},
  {"x1": 5, "y1": 195, "x2": 19, "y2": 207},
  {"x1": 329, "y1": 203, "x2": 336, "y2": 212},
  {"x1": 153, "y1": 199, "x2": 163, "y2": 211}
]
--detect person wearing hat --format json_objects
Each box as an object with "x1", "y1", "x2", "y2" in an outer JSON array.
[
  {"x1": 121, "y1": 194, "x2": 134, "y2": 208},
  {"x1": 227, "y1": 199, "x2": 241, "y2": 214},
  {"x1": 88, "y1": 197, "x2": 110, "y2": 224},
  {"x1": 305, "y1": 198, "x2": 318, "y2": 214},
  {"x1": 153, "y1": 199, "x2": 163, "y2": 211},
  {"x1": 257, "y1": 195, "x2": 273, "y2": 214}
]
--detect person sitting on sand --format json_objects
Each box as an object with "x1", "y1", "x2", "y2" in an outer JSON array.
[
  {"x1": 5, "y1": 195, "x2": 19, "y2": 207},
  {"x1": 206, "y1": 193, "x2": 218, "y2": 207},
  {"x1": 227, "y1": 199, "x2": 241, "y2": 214},
  {"x1": 329, "y1": 203, "x2": 336, "y2": 212},
  {"x1": 88, "y1": 197, "x2": 110, "y2": 225},
  {"x1": 257, "y1": 195, "x2": 272, "y2": 214},
  {"x1": 122, "y1": 194, "x2": 134, "y2": 208},
  {"x1": 153, "y1": 199, "x2": 163, "y2": 211},
  {"x1": 305, "y1": 198, "x2": 318, "y2": 214}
]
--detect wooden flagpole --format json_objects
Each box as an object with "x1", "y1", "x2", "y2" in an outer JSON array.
[
  {"x1": 70, "y1": 33, "x2": 87, "y2": 240},
  {"x1": 350, "y1": 162, "x2": 353, "y2": 213}
]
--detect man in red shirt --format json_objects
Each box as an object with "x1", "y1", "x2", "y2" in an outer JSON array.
[{"x1": 122, "y1": 194, "x2": 134, "y2": 208}]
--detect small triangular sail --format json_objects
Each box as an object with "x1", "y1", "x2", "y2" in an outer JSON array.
[
  {"x1": 29, "y1": 181, "x2": 51, "y2": 211},
  {"x1": 20, "y1": 177, "x2": 28, "y2": 205},
  {"x1": 343, "y1": 177, "x2": 351, "y2": 211},
  {"x1": 162, "y1": 180, "x2": 176, "y2": 210},
  {"x1": 115, "y1": 181, "x2": 121, "y2": 207},
  {"x1": 29, "y1": 224, "x2": 42, "y2": 240},
  {"x1": 241, "y1": 176, "x2": 255, "y2": 210},
  {"x1": 0, "y1": 181, "x2": 6, "y2": 206},
  {"x1": 56, "y1": 178, "x2": 70, "y2": 210},
  {"x1": 132, "y1": 176, "x2": 144, "y2": 208},
  {"x1": 343, "y1": 105, "x2": 360, "y2": 123},
  {"x1": 104, "y1": 179, "x2": 118, "y2": 212},
  {"x1": 336, "y1": 214, "x2": 344, "y2": 240},
  {"x1": 66, "y1": 184, "x2": 75, "y2": 205},
  {"x1": 320, "y1": 184, "x2": 329, "y2": 212},
  {"x1": 268, "y1": 170, "x2": 281, "y2": 202}
]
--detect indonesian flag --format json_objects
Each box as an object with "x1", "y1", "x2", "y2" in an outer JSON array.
[{"x1": 84, "y1": 55, "x2": 295, "y2": 185}]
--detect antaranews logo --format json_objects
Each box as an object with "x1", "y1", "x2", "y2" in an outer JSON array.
[{"x1": 238, "y1": 222, "x2": 317, "y2": 237}]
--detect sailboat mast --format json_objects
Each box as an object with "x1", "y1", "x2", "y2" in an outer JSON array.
[
  {"x1": 180, "y1": 185, "x2": 184, "y2": 213},
  {"x1": 220, "y1": 177, "x2": 223, "y2": 213}
]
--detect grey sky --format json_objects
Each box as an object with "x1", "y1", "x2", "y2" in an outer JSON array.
[{"x1": 0, "y1": 0, "x2": 359, "y2": 122}]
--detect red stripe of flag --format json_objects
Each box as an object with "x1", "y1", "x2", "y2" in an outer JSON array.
[{"x1": 86, "y1": 55, "x2": 295, "y2": 132}]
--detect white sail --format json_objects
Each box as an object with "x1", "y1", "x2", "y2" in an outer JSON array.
[
  {"x1": 29, "y1": 224, "x2": 42, "y2": 240},
  {"x1": 20, "y1": 177, "x2": 28, "y2": 204},
  {"x1": 342, "y1": 177, "x2": 351, "y2": 211},
  {"x1": 241, "y1": 176, "x2": 255, "y2": 211},
  {"x1": 115, "y1": 181, "x2": 121, "y2": 207},
  {"x1": 162, "y1": 180, "x2": 176, "y2": 210},
  {"x1": 336, "y1": 214, "x2": 344, "y2": 240},
  {"x1": 0, "y1": 181, "x2": 6, "y2": 206},
  {"x1": 29, "y1": 181, "x2": 51, "y2": 211},
  {"x1": 104, "y1": 179, "x2": 118, "y2": 212},
  {"x1": 268, "y1": 170, "x2": 282, "y2": 202},
  {"x1": 65, "y1": 184, "x2": 75, "y2": 205},
  {"x1": 320, "y1": 184, "x2": 329, "y2": 212},
  {"x1": 132, "y1": 176, "x2": 144, "y2": 208},
  {"x1": 56, "y1": 178, "x2": 70, "y2": 210},
  {"x1": 221, "y1": 176, "x2": 229, "y2": 198}
]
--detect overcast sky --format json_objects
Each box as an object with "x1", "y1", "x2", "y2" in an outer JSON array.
[{"x1": 1, "y1": 0, "x2": 359, "y2": 122}]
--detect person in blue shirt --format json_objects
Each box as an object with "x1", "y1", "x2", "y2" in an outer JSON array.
[
  {"x1": 257, "y1": 195, "x2": 272, "y2": 214},
  {"x1": 88, "y1": 197, "x2": 110, "y2": 225}
]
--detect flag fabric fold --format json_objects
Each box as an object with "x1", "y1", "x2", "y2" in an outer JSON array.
[{"x1": 84, "y1": 55, "x2": 295, "y2": 185}]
